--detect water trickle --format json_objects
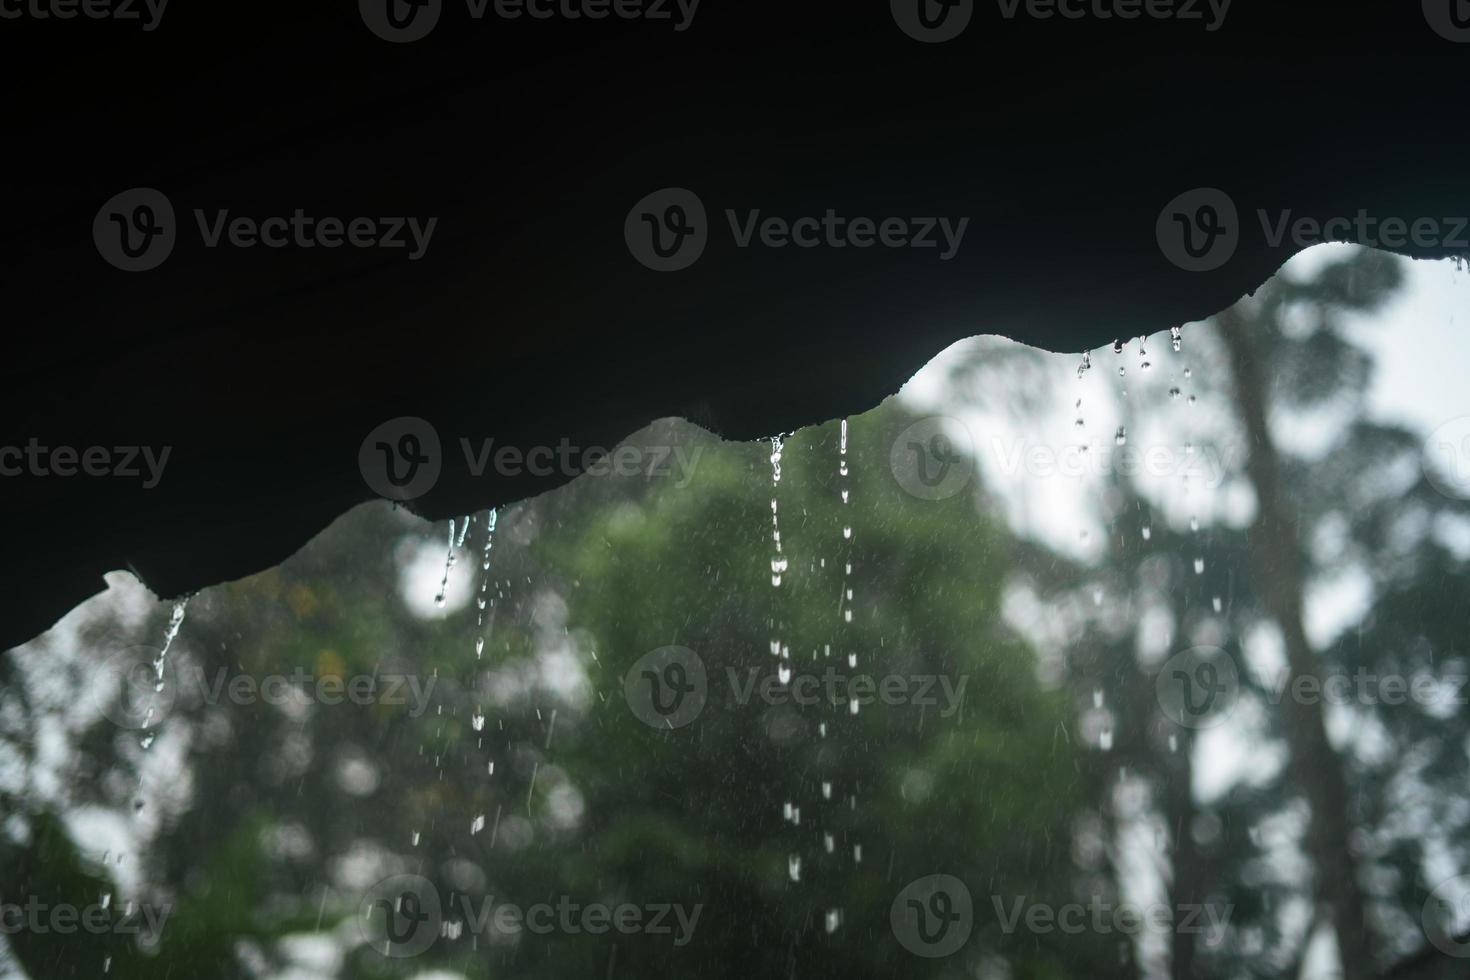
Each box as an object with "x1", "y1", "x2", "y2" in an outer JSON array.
[
  {"x1": 475, "y1": 509, "x2": 499, "y2": 657},
  {"x1": 1078, "y1": 351, "x2": 1092, "y2": 377},
  {"x1": 151, "y1": 599, "x2": 189, "y2": 690},
  {"x1": 769, "y1": 437, "x2": 786, "y2": 588},
  {"x1": 434, "y1": 520, "x2": 459, "y2": 608}
]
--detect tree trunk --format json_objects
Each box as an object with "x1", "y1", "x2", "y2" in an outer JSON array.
[{"x1": 1217, "y1": 308, "x2": 1378, "y2": 980}]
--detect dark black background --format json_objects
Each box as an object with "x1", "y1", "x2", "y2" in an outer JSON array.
[{"x1": 1, "y1": 0, "x2": 1467, "y2": 649}]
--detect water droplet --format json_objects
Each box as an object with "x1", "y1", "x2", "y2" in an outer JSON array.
[
  {"x1": 788, "y1": 855, "x2": 802, "y2": 882},
  {"x1": 1184, "y1": 367, "x2": 1193, "y2": 379},
  {"x1": 1142, "y1": 526, "x2": 1152, "y2": 540},
  {"x1": 1212, "y1": 596, "x2": 1223, "y2": 613},
  {"x1": 1113, "y1": 339, "x2": 1124, "y2": 354},
  {"x1": 1078, "y1": 351, "x2": 1092, "y2": 377},
  {"x1": 1115, "y1": 427, "x2": 1127, "y2": 446},
  {"x1": 1194, "y1": 558, "x2": 1205, "y2": 575},
  {"x1": 1169, "y1": 387, "x2": 1181, "y2": 400},
  {"x1": 1170, "y1": 326, "x2": 1183, "y2": 352}
]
